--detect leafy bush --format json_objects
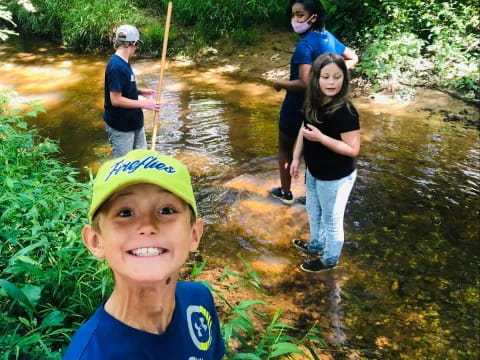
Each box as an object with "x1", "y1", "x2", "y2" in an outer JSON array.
[
  {"x1": 60, "y1": 0, "x2": 139, "y2": 52},
  {"x1": 9, "y1": 0, "x2": 289, "y2": 51},
  {"x1": 348, "y1": 0, "x2": 479, "y2": 98},
  {"x1": 135, "y1": 15, "x2": 181, "y2": 57},
  {"x1": 0, "y1": 91, "x2": 111, "y2": 359},
  {"x1": 203, "y1": 257, "x2": 327, "y2": 359},
  {"x1": 160, "y1": 0, "x2": 288, "y2": 42},
  {"x1": 422, "y1": 2, "x2": 479, "y2": 97},
  {"x1": 10, "y1": 0, "x2": 139, "y2": 51},
  {"x1": 232, "y1": 28, "x2": 261, "y2": 46},
  {"x1": 358, "y1": 26, "x2": 426, "y2": 93}
]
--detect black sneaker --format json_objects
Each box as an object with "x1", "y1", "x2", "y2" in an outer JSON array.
[
  {"x1": 297, "y1": 196, "x2": 306, "y2": 205},
  {"x1": 271, "y1": 187, "x2": 294, "y2": 205},
  {"x1": 292, "y1": 239, "x2": 309, "y2": 252},
  {"x1": 292, "y1": 239, "x2": 322, "y2": 256},
  {"x1": 300, "y1": 258, "x2": 336, "y2": 273}
]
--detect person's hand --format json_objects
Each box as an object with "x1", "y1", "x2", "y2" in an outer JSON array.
[
  {"x1": 273, "y1": 81, "x2": 282, "y2": 92},
  {"x1": 302, "y1": 124, "x2": 323, "y2": 142},
  {"x1": 290, "y1": 158, "x2": 300, "y2": 179},
  {"x1": 140, "y1": 89, "x2": 157, "y2": 98},
  {"x1": 143, "y1": 99, "x2": 162, "y2": 111}
]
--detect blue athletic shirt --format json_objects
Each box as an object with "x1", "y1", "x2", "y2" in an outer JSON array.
[
  {"x1": 103, "y1": 54, "x2": 144, "y2": 132},
  {"x1": 63, "y1": 282, "x2": 226, "y2": 360},
  {"x1": 279, "y1": 30, "x2": 346, "y2": 138}
]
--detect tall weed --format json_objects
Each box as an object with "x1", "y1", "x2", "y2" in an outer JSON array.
[
  {"x1": 197, "y1": 256, "x2": 327, "y2": 359},
  {"x1": 11, "y1": 0, "x2": 139, "y2": 51},
  {"x1": 162, "y1": 0, "x2": 288, "y2": 42},
  {"x1": 0, "y1": 91, "x2": 111, "y2": 358}
]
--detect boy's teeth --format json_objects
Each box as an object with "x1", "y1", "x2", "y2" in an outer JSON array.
[{"x1": 131, "y1": 247, "x2": 163, "y2": 256}]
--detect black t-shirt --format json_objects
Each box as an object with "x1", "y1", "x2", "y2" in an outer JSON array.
[
  {"x1": 103, "y1": 55, "x2": 144, "y2": 132},
  {"x1": 304, "y1": 102, "x2": 360, "y2": 180}
]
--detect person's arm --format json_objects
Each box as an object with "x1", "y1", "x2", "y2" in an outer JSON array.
[
  {"x1": 290, "y1": 126, "x2": 305, "y2": 179},
  {"x1": 110, "y1": 91, "x2": 161, "y2": 111},
  {"x1": 273, "y1": 63, "x2": 311, "y2": 92},
  {"x1": 302, "y1": 124, "x2": 360, "y2": 158},
  {"x1": 342, "y1": 47, "x2": 359, "y2": 70}
]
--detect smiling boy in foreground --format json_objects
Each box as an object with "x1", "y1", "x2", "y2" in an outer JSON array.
[{"x1": 63, "y1": 149, "x2": 225, "y2": 359}]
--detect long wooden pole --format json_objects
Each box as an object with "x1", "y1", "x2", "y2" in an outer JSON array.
[{"x1": 151, "y1": 1, "x2": 173, "y2": 150}]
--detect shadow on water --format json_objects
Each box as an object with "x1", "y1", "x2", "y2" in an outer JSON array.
[{"x1": 1, "y1": 35, "x2": 479, "y2": 359}]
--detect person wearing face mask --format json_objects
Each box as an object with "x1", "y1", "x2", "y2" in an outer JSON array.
[{"x1": 271, "y1": 0, "x2": 358, "y2": 205}]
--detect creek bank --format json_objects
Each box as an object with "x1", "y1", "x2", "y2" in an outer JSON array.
[{"x1": 172, "y1": 30, "x2": 479, "y2": 129}]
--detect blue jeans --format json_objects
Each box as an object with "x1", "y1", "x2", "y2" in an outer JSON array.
[
  {"x1": 306, "y1": 169, "x2": 357, "y2": 265},
  {"x1": 105, "y1": 124, "x2": 147, "y2": 158}
]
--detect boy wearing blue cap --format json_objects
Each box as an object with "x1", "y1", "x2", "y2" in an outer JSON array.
[
  {"x1": 104, "y1": 25, "x2": 162, "y2": 157},
  {"x1": 64, "y1": 149, "x2": 226, "y2": 359}
]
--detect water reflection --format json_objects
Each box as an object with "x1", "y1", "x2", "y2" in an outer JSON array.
[
  {"x1": 326, "y1": 274, "x2": 346, "y2": 347},
  {"x1": 1, "y1": 35, "x2": 479, "y2": 359}
]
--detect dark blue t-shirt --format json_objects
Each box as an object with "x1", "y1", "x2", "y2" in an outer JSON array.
[
  {"x1": 279, "y1": 30, "x2": 346, "y2": 138},
  {"x1": 103, "y1": 54, "x2": 144, "y2": 132},
  {"x1": 63, "y1": 282, "x2": 226, "y2": 360}
]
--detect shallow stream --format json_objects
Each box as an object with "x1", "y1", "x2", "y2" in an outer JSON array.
[{"x1": 1, "y1": 36, "x2": 479, "y2": 359}]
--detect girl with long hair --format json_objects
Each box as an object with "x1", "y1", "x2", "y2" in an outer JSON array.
[{"x1": 290, "y1": 53, "x2": 360, "y2": 272}]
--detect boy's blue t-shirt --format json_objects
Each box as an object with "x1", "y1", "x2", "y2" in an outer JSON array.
[
  {"x1": 63, "y1": 282, "x2": 226, "y2": 360},
  {"x1": 279, "y1": 30, "x2": 346, "y2": 137},
  {"x1": 103, "y1": 54, "x2": 144, "y2": 132}
]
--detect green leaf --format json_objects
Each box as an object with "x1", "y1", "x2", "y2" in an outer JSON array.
[
  {"x1": 270, "y1": 342, "x2": 305, "y2": 357},
  {"x1": 25, "y1": 205, "x2": 39, "y2": 218},
  {"x1": 230, "y1": 354, "x2": 262, "y2": 360},
  {"x1": 16, "y1": 333, "x2": 41, "y2": 347},
  {"x1": 10, "y1": 240, "x2": 48, "y2": 264},
  {"x1": 236, "y1": 300, "x2": 265, "y2": 309},
  {"x1": 5, "y1": 177, "x2": 14, "y2": 189},
  {"x1": 4, "y1": 262, "x2": 43, "y2": 277},
  {"x1": 15, "y1": 255, "x2": 40, "y2": 266},
  {"x1": 222, "y1": 323, "x2": 233, "y2": 345},
  {"x1": 0, "y1": 279, "x2": 33, "y2": 311},
  {"x1": 22, "y1": 285, "x2": 42, "y2": 308},
  {"x1": 33, "y1": 104, "x2": 46, "y2": 113},
  {"x1": 303, "y1": 343, "x2": 321, "y2": 360},
  {"x1": 18, "y1": 316, "x2": 31, "y2": 327},
  {"x1": 41, "y1": 310, "x2": 66, "y2": 328}
]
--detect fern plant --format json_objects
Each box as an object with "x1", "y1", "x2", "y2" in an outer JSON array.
[{"x1": 191, "y1": 255, "x2": 327, "y2": 359}]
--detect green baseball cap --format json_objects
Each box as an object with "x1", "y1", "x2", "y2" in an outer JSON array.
[{"x1": 88, "y1": 149, "x2": 197, "y2": 221}]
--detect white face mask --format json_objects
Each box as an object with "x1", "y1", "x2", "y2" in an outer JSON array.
[{"x1": 291, "y1": 14, "x2": 316, "y2": 34}]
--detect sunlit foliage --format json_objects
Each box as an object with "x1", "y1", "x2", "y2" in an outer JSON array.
[{"x1": 0, "y1": 0, "x2": 35, "y2": 40}]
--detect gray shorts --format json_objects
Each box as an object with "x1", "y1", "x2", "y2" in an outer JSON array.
[{"x1": 105, "y1": 124, "x2": 147, "y2": 158}]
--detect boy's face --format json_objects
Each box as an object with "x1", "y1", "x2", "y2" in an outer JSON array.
[{"x1": 83, "y1": 183, "x2": 203, "y2": 285}]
